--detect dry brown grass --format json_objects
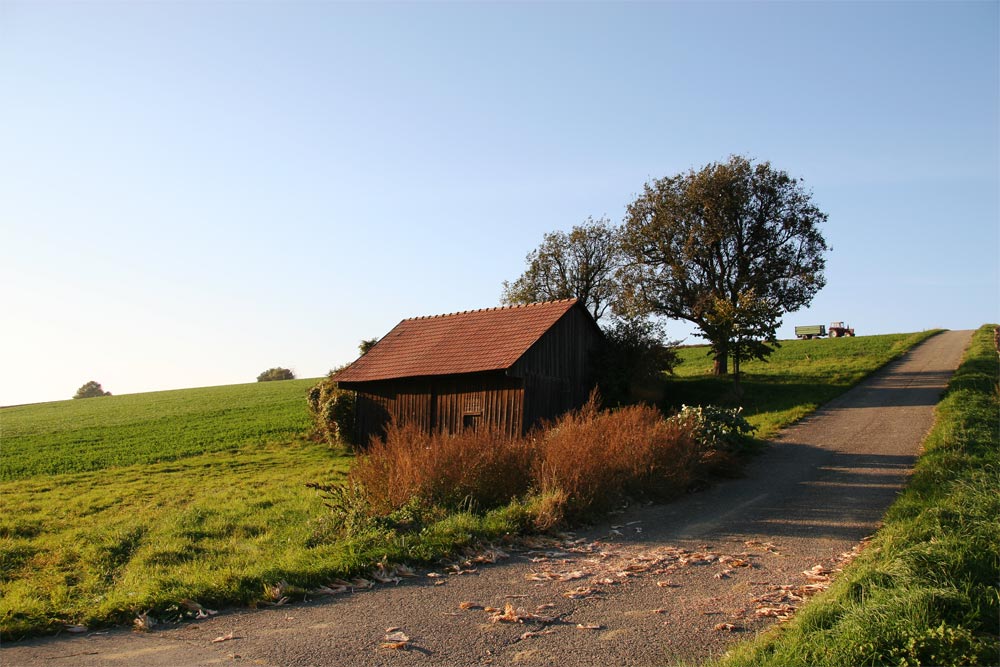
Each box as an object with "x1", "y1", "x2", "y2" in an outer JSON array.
[
  {"x1": 534, "y1": 398, "x2": 702, "y2": 523},
  {"x1": 348, "y1": 397, "x2": 709, "y2": 528},
  {"x1": 350, "y1": 422, "x2": 535, "y2": 516}
]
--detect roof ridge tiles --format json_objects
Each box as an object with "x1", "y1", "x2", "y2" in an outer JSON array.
[{"x1": 402, "y1": 298, "x2": 577, "y2": 322}]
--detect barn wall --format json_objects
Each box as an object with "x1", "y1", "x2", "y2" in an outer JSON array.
[
  {"x1": 510, "y1": 305, "x2": 604, "y2": 430},
  {"x1": 344, "y1": 373, "x2": 524, "y2": 445}
]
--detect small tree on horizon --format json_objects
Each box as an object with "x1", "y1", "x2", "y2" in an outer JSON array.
[
  {"x1": 257, "y1": 367, "x2": 295, "y2": 382},
  {"x1": 73, "y1": 381, "x2": 111, "y2": 399}
]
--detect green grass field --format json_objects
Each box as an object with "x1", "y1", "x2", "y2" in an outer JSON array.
[
  {"x1": 666, "y1": 331, "x2": 941, "y2": 438},
  {"x1": 1, "y1": 379, "x2": 318, "y2": 480},
  {"x1": 0, "y1": 332, "x2": 949, "y2": 639}
]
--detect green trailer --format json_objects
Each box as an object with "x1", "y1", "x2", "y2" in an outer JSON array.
[{"x1": 795, "y1": 324, "x2": 827, "y2": 339}]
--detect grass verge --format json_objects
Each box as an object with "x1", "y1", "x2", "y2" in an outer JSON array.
[{"x1": 714, "y1": 325, "x2": 1000, "y2": 667}]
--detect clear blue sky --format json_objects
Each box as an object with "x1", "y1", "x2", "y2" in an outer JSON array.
[{"x1": 2, "y1": 1, "x2": 997, "y2": 406}]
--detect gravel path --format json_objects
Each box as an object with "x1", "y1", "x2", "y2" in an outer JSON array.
[{"x1": 1, "y1": 330, "x2": 972, "y2": 667}]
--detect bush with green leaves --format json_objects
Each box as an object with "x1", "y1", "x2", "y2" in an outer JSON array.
[
  {"x1": 73, "y1": 381, "x2": 111, "y2": 399},
  {"x1": 672, "y1": 404, "x2": 757, "y2": 452},
  {"x1": 256, "y1": 367, "x2": 295, "y2": 382},
  {"x1": 595, "y1": 317, "x2": 680, "y2": 407},
  {"x1": 307, "y1": 376, "x2": 356, "y2": 447}
]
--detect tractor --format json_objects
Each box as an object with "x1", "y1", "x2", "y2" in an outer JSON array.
[{"x1": 829, "y1": 321, "x2": 855, "y2": 337}]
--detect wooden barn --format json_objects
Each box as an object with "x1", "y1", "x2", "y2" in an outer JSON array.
[{"x1": 333, "y1": 298, "x2": 604, "y2": 444}]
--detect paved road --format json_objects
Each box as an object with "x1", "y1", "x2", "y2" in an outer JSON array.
[{"x1": 1, "y1": 330, "x2": 972, "y2": 667}]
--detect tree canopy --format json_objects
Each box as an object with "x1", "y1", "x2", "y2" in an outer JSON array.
[
  {"x1": 501, "y1": 216, "x2": 623, "y2": 321},
  {"x1": 73, "y1": 381, "x2": 111, "y2": 399},
  {"x1": 620, "y1": 155, "x2": 829, "y2": 375}
]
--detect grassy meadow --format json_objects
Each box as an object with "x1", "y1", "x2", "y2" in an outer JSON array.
[
  {"x1": 1, "y1": 380, "x2": 352, "y2": 637},
  {"x1": 0, "y1": 331, "x2": 946, "y2": 639},
  {"x1": 666, "y1": 330, "x2": 942, "y2": 438},
  {"x1": 2, "y1": 379, "x2": 319, "y2": 480},
  {"x1": 715, "y1": 325, "x2": 1000, "y2": 666}
]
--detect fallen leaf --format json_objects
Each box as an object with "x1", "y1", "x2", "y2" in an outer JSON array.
[
  {"x1": 381, "y1": 642, "x2": 409, "y2": 650},
  {"x1": 65, "y1": 624, "x2": 88, "y2": 633},
  {"x1": 371, "y1": 568, "x2": 400, "y2": 584},
  {"x1": 490, "y1": 602, "x2": 555, "y2": 624},
  {"x1": 656, "y1": 581, "x2": 679, "y2": 588},
  {"x1": 458, "y1": 601, "x2": 481, "y2": 610},
  {"x1": 520, "y1": 629, "x2": 556, "y2": 639},
  {"x1": 394, "y1": 564, "x2": 418, "y2": 577},
  {"x1": 384, "y1": 630, "x2": 410, "y2": 643},
  {"x1": 426, "y1": 572, "x2": 443, "y2": 578},
  {"x1": 133, "y1": 612, "x2": 157, "y2": 632},
  {"x1": 212, "y1": 632, "x2": 236, "y2": 643},
  {"x1": 576, "y1": 623, "x2": 601, "y2": 630},
  {"x1": 802, "y1": 565, "x2": 831, "y2": 582},
  {"x1": 471, "y1": 548, "x2": 510, "y2": 564},
  {"x1": 351, "y1": 578, "x2": 374, "y2": 589},
  {"x1": 652, "y1": 608, "x2": 668, "y2": 614},
  {"x1": 263, "y1": 580, "x2": 289, "y2": 601},
  {"x1": 713, "y1": 623, "x2": 739, "y2": 632},
  {"x1": 563, "y1": 586, "x2": 597, "y2": 599},
  {"x1": 490, "y1": 603, "x2": 522, "y2": 624}
]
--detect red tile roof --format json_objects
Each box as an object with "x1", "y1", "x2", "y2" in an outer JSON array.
[{"x1": 333, "y1": 299, "x2": 584, "y2": 383}]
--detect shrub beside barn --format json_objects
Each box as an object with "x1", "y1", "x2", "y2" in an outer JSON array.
[{"x1": 332, "y1": 299, "x2": 604, "y2": 445}]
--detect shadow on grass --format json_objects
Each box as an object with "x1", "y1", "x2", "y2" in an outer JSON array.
[
  {"x1": 661, "y1": 377, "x2": 844, "y2": 419},
  {"x1": 663, "y1": 367, "x2": 955, "y2": 419}
]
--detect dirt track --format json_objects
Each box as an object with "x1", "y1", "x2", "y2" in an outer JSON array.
[{"x1": 1, "y1": 330, "x2": 972, "y2": 667}]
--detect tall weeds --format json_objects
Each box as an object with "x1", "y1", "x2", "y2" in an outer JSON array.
[
  {"x1": 534, "y1": 401, "x2": 702, "y2": 522},
  {"x1": 349, "y1": 422, "x2": 535, "y2": 516},
  {"x1": 336, "y1": 396, "x2": 743, "y2": 533}
]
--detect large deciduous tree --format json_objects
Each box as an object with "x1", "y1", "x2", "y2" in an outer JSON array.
[
  {"x1": 620, "y1": 156, "x2": 829, "y2": 376},
  {"x1": 502, "y1": 216, "x2": 623, "y2": 321}
]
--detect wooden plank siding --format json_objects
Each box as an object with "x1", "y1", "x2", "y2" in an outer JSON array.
[
  {"x1": 350, "y1": 373, "x2": 525, "y2": 445},
  {"x1": 511, "y1": 305, "x2": 604, "y2": 430}
]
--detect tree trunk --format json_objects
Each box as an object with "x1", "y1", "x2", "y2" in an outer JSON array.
[{"x1": 712, "y1": 351, "x2": 729, "y2": 376}]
